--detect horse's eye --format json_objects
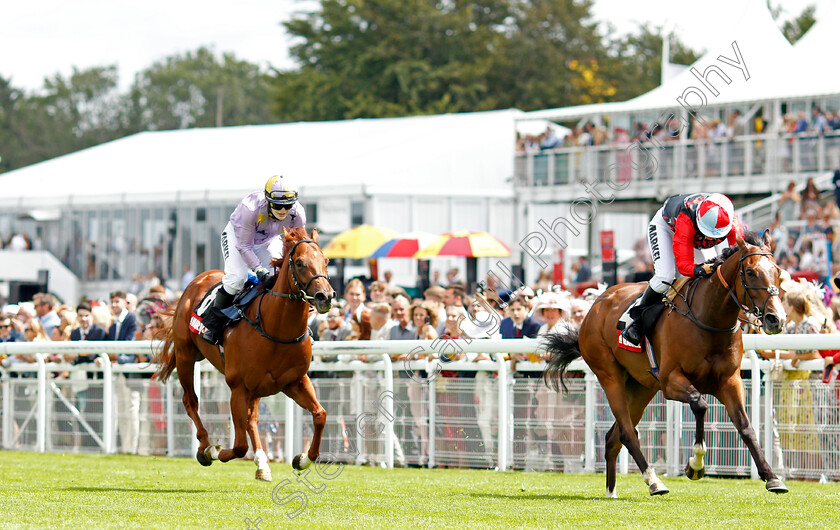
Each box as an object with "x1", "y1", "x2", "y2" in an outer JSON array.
[
  {"x1": 746, "y1": 268, "x2": 756, "y2": 277},
  {"x1": 295, "y1": 259, "x2": 304, "y2": 268}
]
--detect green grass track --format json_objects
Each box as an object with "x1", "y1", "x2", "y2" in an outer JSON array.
[{"x1": 1, "y1": 451, "x2": 839, "y2": 528}]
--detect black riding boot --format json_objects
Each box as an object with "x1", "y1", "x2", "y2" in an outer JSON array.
[
  {"x1": 200, "y1": 287, "x2": 235, "y2": 345},
  {"x1": 622, "y1": 286, "x2": 662, "y2": 346}
]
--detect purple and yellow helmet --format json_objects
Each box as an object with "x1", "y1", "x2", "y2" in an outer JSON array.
[{"x1": 264, "y1": 175, "x2": 298, "y2": 207}]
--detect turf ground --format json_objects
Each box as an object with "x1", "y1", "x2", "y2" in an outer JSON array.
[{"x1": 1, "y1": 451, "x2": 839, "y2": 529}]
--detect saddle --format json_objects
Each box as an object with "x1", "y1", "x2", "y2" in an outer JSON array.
[
  {"x1": 616, "y1": 277, "x2": 690, "y2": 352},
  {"x1": 187, "y1": 279, "x2": 271, "y2": 337}
]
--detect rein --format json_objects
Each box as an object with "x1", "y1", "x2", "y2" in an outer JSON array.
[
  {"x1": 239, "y1": 238, "x2": 328, "y2": 344},
  {"x1": 665, "y1": 250, "x2": 779, "y2": 334}
]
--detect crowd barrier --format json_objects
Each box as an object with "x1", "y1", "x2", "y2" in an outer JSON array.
[{"x1": 1, "y1": 337, "x2": 837, "y2": 480}]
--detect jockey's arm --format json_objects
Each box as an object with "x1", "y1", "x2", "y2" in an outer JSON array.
[
  {"x1": 230, "y1": 203, "x2": 262, "y2": 271},
  {"x1": 672, "y1": 214, "x2": 698, "y2": 276},
  {"x1": 725, "y1": 216, "x2": 745, "y2": 246}
]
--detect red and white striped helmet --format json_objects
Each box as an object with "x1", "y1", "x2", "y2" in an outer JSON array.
[{"x1": 697, "y1": 193, "x2": 734, "y2": 239}]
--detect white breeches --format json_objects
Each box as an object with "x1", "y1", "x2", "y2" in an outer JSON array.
[
  {"x1": 647, "y1": 208, "x2": 728, "y2": 294},
  {"x1": 220, "y1": 222, "x2": 284, "y2": 294}
]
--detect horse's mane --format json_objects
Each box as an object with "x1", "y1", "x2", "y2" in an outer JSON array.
[
  {"x1": 704, "y1": 229, "x2": 765, "y2": 269},
  {"x1": 270, "y1": 227, "x2": 311, "y2": 269}
]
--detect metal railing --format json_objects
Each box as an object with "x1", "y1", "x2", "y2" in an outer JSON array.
[
  {"x1": 0, "y1": 337, "x2": 837, "y2": 480},
  {"x1": 515, "y1": 132, "x2": 840, "y2": 197}
]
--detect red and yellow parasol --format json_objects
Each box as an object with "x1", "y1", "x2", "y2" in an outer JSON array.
[
  {"x1": 413, "y1": 231, "x2": 511, "y2": 259},
  {"x1": 323, "y1": 225, "x2": 399, "y2": 259}
]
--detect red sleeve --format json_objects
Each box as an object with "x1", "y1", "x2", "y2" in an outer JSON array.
[
  {"x1": 673, "y1": 213, "x2": 697, "y2": 276},
  {"x1": 725, "y1": 216, "x2": 744, "y2": 246}
]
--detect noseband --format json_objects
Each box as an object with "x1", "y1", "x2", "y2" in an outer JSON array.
[{"x1": 716, "y1": 251, "x2": 780, "y2": 323}]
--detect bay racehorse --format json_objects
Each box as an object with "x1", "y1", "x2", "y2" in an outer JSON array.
[
  {"x1": 155, "y1": 227, "x2": 334, "y2": 480},
  {"x1": 544, "y1": 230, "x2": 789, "y2": 496}
]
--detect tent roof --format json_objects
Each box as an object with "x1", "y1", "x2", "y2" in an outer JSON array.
[
  {"x1": 773, "y1": 2, "x2": 840, "y2": 101},
  {"x1": 518, "y1": 0, "x2": 839, "y2": 120},
  {"x1": 0, "y1": 109, "x2": 520, "y2": 208},
  {"x1": 618, "y1": 0, "x2": 794, "y2": 112}
]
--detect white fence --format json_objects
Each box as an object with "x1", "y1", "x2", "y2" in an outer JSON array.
[{"x1": 1, "y1": 337, "x2": 837, "y2": 480}]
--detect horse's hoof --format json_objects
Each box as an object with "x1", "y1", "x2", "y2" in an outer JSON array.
[
  {"x1": 196, "y1": 448, "x2": 212, "y2": 467},
  {"x1": 766, "y1": 479, "x2": 789, "y2": 494},
  {"x1": 292, "y1": 454, "x2": 303, "y2": 471},
  {"x1": 649, "y1": 482, "x2": 670, "y2": 496},
  {"x1": 255, "y1": 469, "x2": 273, "y2": 482},
  {"x1": 685, "y1": 462, "x2": 705, "y2": 480}
]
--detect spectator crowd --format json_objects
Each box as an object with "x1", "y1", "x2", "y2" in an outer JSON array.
[{"x1": 4, "y1": 226, "x2": 840, "y2": 474}]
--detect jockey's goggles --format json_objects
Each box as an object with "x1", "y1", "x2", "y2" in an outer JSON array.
[
  {"x1": 270, "y1": 203, "x2": 294, "y2": 211},
  {"x1": 266, "y1": 189, "x2": 298, "y2": 205}
]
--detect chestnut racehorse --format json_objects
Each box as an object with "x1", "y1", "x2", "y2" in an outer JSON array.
[
  {"x1": 544, "y1": 231, "x2": 789, "y2": 497},
  {"x1": 156, "y1": 227, "x2": 334, "y2": 481}
]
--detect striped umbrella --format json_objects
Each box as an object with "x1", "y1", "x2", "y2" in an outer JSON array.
[
  {"x1": 370, "y1": 232, "x2": 439, "y2": 258},
  {"x1": 323, "y1": 225, "x2": 399, "y2": 259},
  {"x1": 413, "y1": 231, "x2": 511, "y2": 258}
]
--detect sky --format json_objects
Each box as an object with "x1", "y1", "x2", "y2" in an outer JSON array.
[{"x1": 0, "y1": 0, "x2": 836, "y2": 93}]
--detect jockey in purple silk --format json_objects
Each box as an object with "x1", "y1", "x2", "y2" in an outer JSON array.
[{"x1": 201, "y1": 175, "x2": 306, "y2": 345}]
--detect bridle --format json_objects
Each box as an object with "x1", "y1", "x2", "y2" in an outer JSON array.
[
  {"x1": 240, "y1": 238, "x2": 330, "y2": 344},
  {"x1": 667, "y1": 249, "x2": 780, "y2": 334},
  {"x1": 276, "y1": 239, "x2": 330, "y2": 304},
  {"x1": 716, "y1": 250, "x2": 780, "y2": 324}
]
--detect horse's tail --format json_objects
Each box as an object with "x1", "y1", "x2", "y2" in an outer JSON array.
[
  {"x1": 542, "y1": 326, "x2": 582, "y2": 393},
  {"x1": 154, "y1": 309, "x2": 177, "y2": 383}
]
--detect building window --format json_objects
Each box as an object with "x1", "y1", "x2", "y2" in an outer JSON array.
[
  {"x1": 196, "y1": 208, "x2": 206, "y2": 222},
  {"x1": 351, "y1": 201, "x2": 364, "y2": 227},
  {"x1": 305, "y1": 203, "x2": 318, "y2": 225}
]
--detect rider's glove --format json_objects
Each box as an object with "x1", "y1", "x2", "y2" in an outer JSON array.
[
  {"x1": 254, "y1": 266, "x2": 270, "y2": 283},
  {"x1": 693, "y1": 263, "x2": 714, "y2": 278}
]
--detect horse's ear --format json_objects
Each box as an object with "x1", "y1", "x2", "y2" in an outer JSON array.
[
  {"x1": 311, "y1": 228, "x2": 319, "y2": 243},
  {"x1": 762, "y1": 229, "x2": 773, "y2": 249},
  {"x1": 735, "y1": 232, "x2": 746, "y2": 251}
]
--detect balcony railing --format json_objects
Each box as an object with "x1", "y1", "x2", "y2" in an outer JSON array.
[{"x1": 515, "y1": 132, "x2": 840, "y2": 191}]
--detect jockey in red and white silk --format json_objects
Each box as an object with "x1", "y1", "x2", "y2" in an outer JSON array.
[
  {"x1": 623, "y1": 192, "x2": 742, "y2": 346},
  {"x1": 657, "y1": 192, "x2": 743, "y2": 289}
]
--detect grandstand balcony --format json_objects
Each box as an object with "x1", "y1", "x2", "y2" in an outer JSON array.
[{"x1": 514, "y1": 131, "x2": 840, "y2": 202}]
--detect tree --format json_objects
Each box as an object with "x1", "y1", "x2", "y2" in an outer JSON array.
[
  {"x1": 273, "y1": 0, "x2": 700, "y2": 120},
  {"x1": 274, "y1": 0, "x2": 507, "y2": 120},
  {"x1": 769, "y1": 2, "x2": 816, "y2": 44},
  {"x1": 128, "y1": 47, "x2": 276, "y2": 131},
  {"x1": 603, "y1": 25, "x2": 699, "y2": 102},
  {"x1": 0, "y1": 67, "x2": 127, "y2": 173}
]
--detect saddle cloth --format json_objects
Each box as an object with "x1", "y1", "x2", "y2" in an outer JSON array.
[
  {"x1": 616, "y1": 277, "x2": 690, "y2": 352},
  {"x1": 187, "y1": 281, "x2": 262, "y2": 336}
]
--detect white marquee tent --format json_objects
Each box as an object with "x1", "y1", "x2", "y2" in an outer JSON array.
[{"x1": 0, "y1": 109, "x2": 521, "y2": 209}]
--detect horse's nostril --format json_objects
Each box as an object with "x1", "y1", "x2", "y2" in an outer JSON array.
[
  {"x1": 764, "y1": 314, "x2": 779, "y2": 327},
  {"x1": 315, "y1": 292, "x2": 327, "y2": 302}
]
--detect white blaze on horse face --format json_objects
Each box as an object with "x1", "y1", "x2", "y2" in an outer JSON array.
[
  {"x1": 756, "y1": 256, "x2": 775, "y2": 276},
  {"x1": 756, "y1": 257, "x2": 787, "y2": 322}
]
